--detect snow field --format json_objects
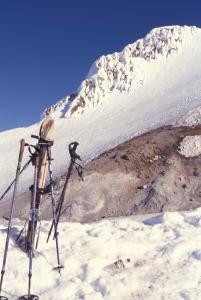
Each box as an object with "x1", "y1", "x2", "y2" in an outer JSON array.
[{"x1": 1, "y1": 210, "x2": 201, "y2": 299}]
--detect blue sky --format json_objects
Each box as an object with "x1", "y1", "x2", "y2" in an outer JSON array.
[{"x1": 0, "y1": 0, "x2": 201, "y2": 131}]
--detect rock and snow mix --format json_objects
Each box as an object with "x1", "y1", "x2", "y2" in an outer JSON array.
[
  {"x1": 175, "y1": 105, "x2": 201, "y2": 158},
  {"x1": 1, "y1": 210, "x2": 201, "y2": 299},
  {"x1": 175, "y1": 105, "x2": 201, "y2": 127}
]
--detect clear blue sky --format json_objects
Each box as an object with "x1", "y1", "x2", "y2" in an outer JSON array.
[{"x1": 0, "y1": 0, "x2": 200, "y2": 131}]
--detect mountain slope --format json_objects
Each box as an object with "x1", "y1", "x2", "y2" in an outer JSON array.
[
  {"x1": 2, "y1": 124, "x2": 201, "y2": 222},
  {"x1": 1, "y1": 25, "x2": 201, "y2": 199},
  {"x1": 44, "y1": 25, "x2": 199, "y2": 117}
]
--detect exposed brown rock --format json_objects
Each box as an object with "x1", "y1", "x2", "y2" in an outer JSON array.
[{"x1": 1, "y1": 125, "x2": 201, "y2": 223}]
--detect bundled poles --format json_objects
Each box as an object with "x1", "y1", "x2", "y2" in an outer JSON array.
[
  {"x1": 0, "y1": 121, "x2": 83, "y2": 299},
  {"x1": 20, "y1": 117, "x2": 54, "y2": 300},
  {"x1": 25, "y1": 117, "x2": 54, "y2": 252},
  {"x1": 0, "y1": 139, "x2": 25, "y2": 300},
  {"x1": 20, "y1": 154, "x2": 40, "y2": 300},
  {"x1": 47, "y1": 142, "x2": 83, "y2": 243}
]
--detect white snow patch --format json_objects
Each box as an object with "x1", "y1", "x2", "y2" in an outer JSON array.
[
  {"x1": 179, "y1": 135, "x2": 201, "y2": 157},
  {"x1": 1, "y1": 210, "x2": 201, "y2": 299}
]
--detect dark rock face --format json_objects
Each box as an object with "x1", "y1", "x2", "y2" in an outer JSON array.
[{"x1": 1, "y1": 125, "x2": 201, "y2": 223}]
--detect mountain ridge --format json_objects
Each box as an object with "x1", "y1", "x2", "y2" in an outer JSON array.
[{"x1": 43, "y1": 25, "x2": 199, "y2": 118}]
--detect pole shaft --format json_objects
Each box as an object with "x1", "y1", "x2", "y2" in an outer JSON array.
[
  {"x1": 0, "y1": 139, "x2": 25, "y2": 295},
  {"x1": 47, "y1": 147, "x2": 62, "y2": 272},
  {"x1": 27, "y1": 155, "x2": 39, "y2": 298},
  {"x1": 47, "y1": 160, "x2": 74, "y2": 242}
]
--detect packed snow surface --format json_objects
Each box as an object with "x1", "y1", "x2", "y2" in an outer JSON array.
[
  {"x1": 1, "y1": 25, "x2": 201, "y2": 196},
  {"x1": 179, "y1": 135, "x2": 201, "y2": 157},
  {"x1": 1, "y1": 210, "x2": 201, "y2": 299}
]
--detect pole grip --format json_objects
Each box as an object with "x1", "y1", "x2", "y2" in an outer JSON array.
[{"x1": 18, "y1": 139, "x2": 25, "y2": 163}]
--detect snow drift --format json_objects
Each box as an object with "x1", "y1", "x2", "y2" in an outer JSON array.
[{"x1": 1, "y1": 209, "x2": 201, "y2": 299}]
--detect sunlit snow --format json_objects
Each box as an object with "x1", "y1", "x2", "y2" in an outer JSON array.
[{"x1": 1, "y1": 210, "x2": 201, "y2": 299}]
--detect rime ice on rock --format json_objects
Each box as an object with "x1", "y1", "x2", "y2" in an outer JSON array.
[{"x1": 43, "y1": 25, "x2": 198, "y2": 117}]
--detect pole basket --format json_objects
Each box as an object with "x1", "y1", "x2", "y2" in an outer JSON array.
[
  {"x1": 53, "y1": 264, "x2": 64, "y2": 271},
  {"x1": 19, "y1": 295, "x2": 39, "y2": 300}
]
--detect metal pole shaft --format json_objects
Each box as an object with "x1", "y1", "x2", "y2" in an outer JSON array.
[
  {"x1": 0, "y1": 139, "x2": 25, "y2": 296},
  {"x1": 27, "y1": 156, "x2": 39, "y2": 299},
  {"x1": 46, "y1": 160, "x2": 74, "y2": 242},
  {"x1": 47, "y1": 147, "x2": 62, "y2": 273}
]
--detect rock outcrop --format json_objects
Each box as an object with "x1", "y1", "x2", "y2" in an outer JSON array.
[{"x1": 2, "y1": 124, "x2": 201, "y2": 223}]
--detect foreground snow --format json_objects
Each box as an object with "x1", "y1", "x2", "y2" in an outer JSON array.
[{"x1": 1, "y1": 211, "x2": 201, "y2": 299}]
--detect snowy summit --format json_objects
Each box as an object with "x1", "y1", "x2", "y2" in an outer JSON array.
[
  {"x1": 44, "y1": 25, "x2": 200, "y2": 117},
  {"x1": 1, "y1": 25, "x2": 201, "y2": 299}
]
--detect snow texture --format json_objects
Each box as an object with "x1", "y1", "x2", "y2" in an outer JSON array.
[
  {"x1": 176, "y1": 106, "x2": 201, "y2": 127},
  {"x1": 175, "y1": 105, "x2": 201, "y2": 158},
  {"x1": 179, "y1": 135, "x2": 201, "y2": 158},
  {"x1": 43, "y1": 25, "x2": 198, "y2": 117},
  {"x1": 1, "y1": 210, "x2": 201, "y2": 299}
]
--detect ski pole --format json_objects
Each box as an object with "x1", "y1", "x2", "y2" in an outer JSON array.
[
  {"x1": 46, "y1": 161, "x2": 73, "y2": 243},
  {"x1": 0, "y1": 139, "x2": 25, "y2": 300},
  {"x1": 46, "y1": 146, "x2": 63, "y2": 273},
  {"x1": 47, "y1": 142, "x2": 82, "y2": 242},
  {"x1": 20, "y1": 154, "x2": 39, "y2": 300}
]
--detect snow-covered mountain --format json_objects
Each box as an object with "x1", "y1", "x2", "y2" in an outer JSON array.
[
  {"x1": 2, "y1": 25, "x2": 201, "y2": 300},
  {"x1": 43, "y1": 25, "x2": 199, "y2": 117},
  {"x1": 1, "y1": 25, "x2": 201, "y2": 198}
]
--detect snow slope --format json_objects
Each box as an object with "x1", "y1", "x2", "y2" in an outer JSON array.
[
  {"x1": 1, "y1": 210, "x2": 201, "y2": 299},
  {"x1": 1, "y1": 25, "x2": 201, "y2": 196},
  {"x1": 2, "y1": 25, "x2": 201, "y2": 300}
]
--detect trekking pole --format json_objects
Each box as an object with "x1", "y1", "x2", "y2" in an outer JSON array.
[
  {"x1": 46, "y1": 146, "x2": 63, "y2": 273},
  {"x1": 47, "y1": 142, "x2": 83, "y2": 242},
  {"x1": 0, "y1": 139, "x2": 25, "y2": 300},
  {"x1": 19, "y1": 154, "x2": 40, "y2": 300}
]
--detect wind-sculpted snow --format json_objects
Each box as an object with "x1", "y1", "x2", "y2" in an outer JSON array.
[
  {"x1": 43, "y1": 25, "x2": 198, "y2": 117},
  {"x1": 1, "y1": 210, "x2": 201, "y2": 299}
]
